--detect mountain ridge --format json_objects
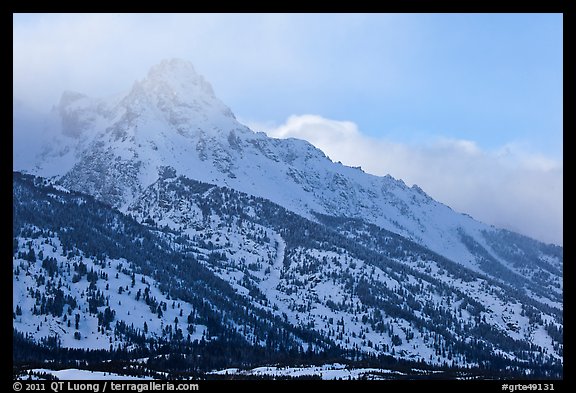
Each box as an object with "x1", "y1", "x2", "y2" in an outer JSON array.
[
  {"x1": 12, "y1": 58, "x2": 563, "y2": 379},
  {"x1": 12, "y1": 61, "x2": 500, "y2": 255}
]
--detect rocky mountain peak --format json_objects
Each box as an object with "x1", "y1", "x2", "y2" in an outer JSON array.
[
  {"x1": 122, "y1": 58, "x2": 236, "y2": 124},
  {"x1": 145, "y1": 58, "x2": 215, "y2": 97}
]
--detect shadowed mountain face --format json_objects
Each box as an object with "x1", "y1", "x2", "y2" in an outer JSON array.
[{"x1": 13, "y1": 59, "x2": 562, "y2": 379}]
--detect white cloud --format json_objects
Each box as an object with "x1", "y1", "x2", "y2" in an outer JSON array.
[
  {"x1": 265, "y1": 115, "x2": 563, "y2": 246},
  {"x1": 12, "y1": 13, "x2": 415, "y2": 118},
  {"x1": 13, "y1": 14, "x2": 374, "y2": 111}
]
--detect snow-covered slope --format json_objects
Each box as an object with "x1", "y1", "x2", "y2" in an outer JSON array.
[
  {"x1": 13, "y1": 234, "x2": 206, "y2": 350},
  {"x1": 13, "y1": 172, "x2": 563, "y2": 378},
  {"x1": 128, "y1": 174, "x2": 563, "y2": 363}
]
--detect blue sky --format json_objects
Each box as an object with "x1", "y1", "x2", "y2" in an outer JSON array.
[{"x1": 13, "y1": 13, "x2": 563, "y2": 244}]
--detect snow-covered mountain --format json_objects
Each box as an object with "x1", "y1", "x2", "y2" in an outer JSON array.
[
  {"x1": 13, "y1": 59, "x2": 563, "y2": 379},
  {"x1": 16, "y1": 59, "x2": 560, "y2": 279}
]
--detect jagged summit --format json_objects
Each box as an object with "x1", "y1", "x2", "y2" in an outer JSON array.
[
  {"x1": 124, "y1": 58, "x2": 237, "y2": 125},
  {"x1": 23, "y1": 59, "x2": 249, "y2": 207},
  {"x1": 145, "y1": 58, "x2": 216, "y2": 98}
]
